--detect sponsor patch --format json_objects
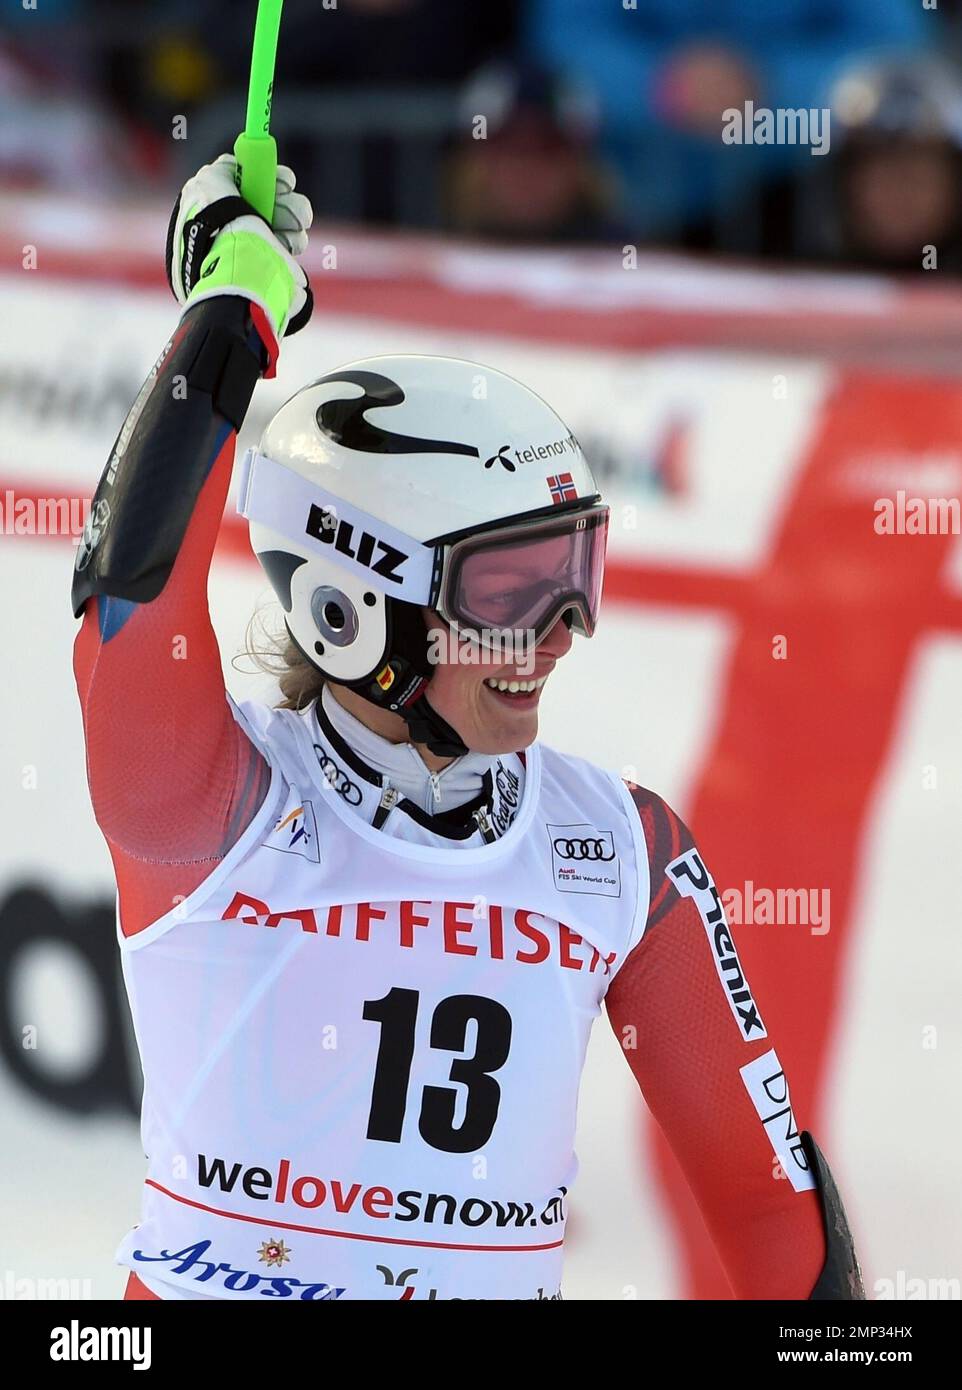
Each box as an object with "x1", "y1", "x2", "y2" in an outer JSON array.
[
  {"x1": 131, "y1": 1238, "x2": 344, "y2": 1299},
  {"x1": 739, "y1": 1049, "x2": 817, "y2": 1192},
  {"x1": 489, "y1": 759, "x2": 521, "y2": 838},
  {"x1": 548, "y1": 823, "x2": 621, "y2": 897},
  {"x1": 74, "y1": 497, "x2": 111, "y2": 573},
  {"x1": 267, "y1": 796, "x2": 319, "y2": 862},
  {"x1": 666, "y1": 848, "x2": 767, "y2": 1041},
  {"x1": 313, "y1": 748, "x2": 363, "y2": 806}
]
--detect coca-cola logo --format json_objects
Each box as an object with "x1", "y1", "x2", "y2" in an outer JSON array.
[{"x1": 490, "y1": 760, "x2": 520, "y2": 837}]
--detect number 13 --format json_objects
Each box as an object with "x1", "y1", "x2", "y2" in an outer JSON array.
[{"x1": 363, "y1": 988, "x2": 513, "y2": 1154}]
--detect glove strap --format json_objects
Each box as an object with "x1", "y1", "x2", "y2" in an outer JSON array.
[{"x1": 166, "y1": 194, "x2": 266, "y2": 298}]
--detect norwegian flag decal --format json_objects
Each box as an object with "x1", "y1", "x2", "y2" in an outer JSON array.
[{"x1": 548, "y1": 472, "x2": 577, "y2": 504}]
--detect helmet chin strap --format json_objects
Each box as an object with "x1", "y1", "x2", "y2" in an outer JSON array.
[
  {"x1": 342, "y1": 668, "x2": 470, "y2": 759},
  {"x1": 398, "y1": 689, "x2": 471, "y2": 759},
  {"x1": 303, "y1": 599, "x2": 577, "y2": 761},
  {"x1": 325, "y1": 599, "x2": 472, "y2": 759},
  {"x1": 318, "y1": 602, "x2": 580, "y2": 761}
]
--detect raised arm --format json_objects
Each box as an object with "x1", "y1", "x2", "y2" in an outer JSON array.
[
  {"x1": 71, "y1": 156, "x2": 313, "y2": 936},
  {"x1": 606, "y1": 784, "x2": 863, "y2": 1300}
]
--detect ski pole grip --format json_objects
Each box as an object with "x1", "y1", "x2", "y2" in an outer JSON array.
[{"x1": 233, "y1": 0, "x2": 284, "y2": 221}]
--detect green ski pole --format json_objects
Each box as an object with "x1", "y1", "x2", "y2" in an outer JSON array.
[{"x1": 233, "y1": 0, "x2": 285, "y2": 221}]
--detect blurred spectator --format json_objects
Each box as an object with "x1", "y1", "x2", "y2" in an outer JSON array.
[
  {"x1": 443, "y1": 63, "x2": 627, "y2": 245},
  {"x1": 708, "y1": 56, "x2": 962, "y2": 275},
  {"x1": 822, "y1": 58, "x2": 962, "y2": 274},
  {"x1": 524, "y1": 0, "x2": 933, "y2": 246}
]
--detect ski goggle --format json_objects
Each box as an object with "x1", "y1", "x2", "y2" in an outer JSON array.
[
  {"x1": 237, "y1": 448, "x2": 608, "y2": 651},
  {"x1": 434, "y1": 505, "x2": 609, "y2": 650}
]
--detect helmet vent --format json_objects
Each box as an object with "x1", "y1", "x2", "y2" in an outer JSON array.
[{"x1": 310, "y1": 586, "x2": 359, "y2": 647}]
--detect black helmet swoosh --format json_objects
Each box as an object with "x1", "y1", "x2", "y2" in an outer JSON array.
[{"x1": 314, "y1": 370, "x2": 480, "y2": 458}]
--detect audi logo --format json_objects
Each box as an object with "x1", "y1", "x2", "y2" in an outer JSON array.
[
  {"x1": 553, "y1": 837, "x2": 615, "y2": 861},
  {"x1": 315, "y1": 750, "x2": 363, "y2": 806}
]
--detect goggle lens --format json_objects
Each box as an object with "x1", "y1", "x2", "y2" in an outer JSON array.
[{"x1": 442, "y1": 506, "x2": 608, "y2": 647}]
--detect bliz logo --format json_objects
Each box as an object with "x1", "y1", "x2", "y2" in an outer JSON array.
[
  {"x1": 306, "y1": 504, "x2": 408, "y2": 584},
  {"x1": 666, "y1": 849, "x2": 767, "y2": 1041},
  {"x1": 739, "y1": 1050, "x2": 817, "y2": 1193}
]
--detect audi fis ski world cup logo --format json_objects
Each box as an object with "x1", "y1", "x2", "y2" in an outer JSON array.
[
  {"x1": 548, "y1": 824, "x2": 621, "y2": 897},
  {"x1": 666, "y1": 849, "x2": 767, "y2": 1042}
]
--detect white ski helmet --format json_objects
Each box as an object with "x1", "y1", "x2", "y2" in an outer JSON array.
[{"x1": 238, "y1": 354, "x2": 608, "y2": 753}]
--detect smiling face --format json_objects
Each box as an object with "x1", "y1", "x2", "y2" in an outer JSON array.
[
  {"x1": 324, "y1": 605, "x2": 574, "y2": 766},
  {"x1": 325, "y1": 531, "x2": 592, "y2": 764},
  {"x1": 424, "y1": 531, "x2": 583, "y2": 753},
  {"x1": 424, "y1": 606, "x2": 574, "y2": 757}
]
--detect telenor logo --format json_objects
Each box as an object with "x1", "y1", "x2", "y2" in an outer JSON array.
[{"x1": 484, "y1": 445, "x2": 516, "y2": 472}]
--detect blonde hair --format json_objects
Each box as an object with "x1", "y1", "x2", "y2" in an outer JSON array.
[{"x1": 237, "y1": 601, "x2": 325, "y2": 711}]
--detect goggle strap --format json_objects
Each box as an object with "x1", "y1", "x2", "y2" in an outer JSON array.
[{"x1": 237, "y1": 448, "x2": 436, "y2": 602}]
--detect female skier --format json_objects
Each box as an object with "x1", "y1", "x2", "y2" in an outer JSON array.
[{"x1": 72, "y1": 156, "x2": 862, "y2": 1301}]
